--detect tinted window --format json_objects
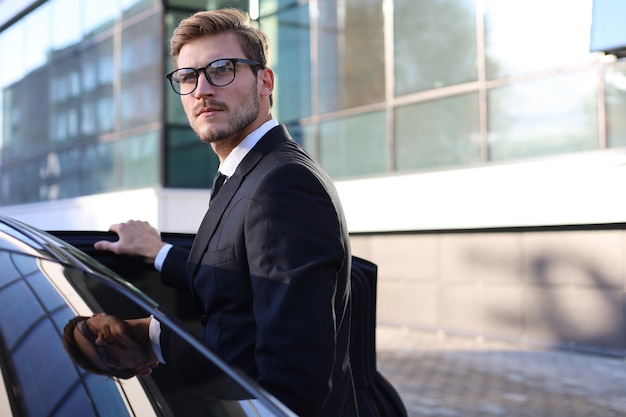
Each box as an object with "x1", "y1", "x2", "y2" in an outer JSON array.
[{"x1": 0, "y1": 251, "x2": 131, "y2": 417}]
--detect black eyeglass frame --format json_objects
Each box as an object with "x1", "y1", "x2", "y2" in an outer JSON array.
[
  {"x1": 72, "y1": 317, "x2": 135, "y2": 378},
  {"x1": 165, "y1": 58, "x2": 263, "y2": 95}
]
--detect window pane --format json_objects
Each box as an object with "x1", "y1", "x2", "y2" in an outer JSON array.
[
  {"x1": 262, "y1": 5, "x2": 311, "y2": 122},
  {"x1": 396, "y1": 93, "x2": 481, "y2": 171},
  {"x1": 319, "y1": 111, "x2": 388, "y2": 178},
  {"x1": 83, "y1": 0, "x2": 118, "y2": 36},
  {"x1": 51, "y1": 0, "x2": 81, "y2": 51},
  {"x1": 0, "y1": 157, "x2": 40, "y2": 205},
  {"x1": 50, "y1": 54, "x2": 82, "y2": 143},
  {"x1": 395, "y1": 0, "x2": 477, "y2": 95},
  {"x1": 605, "y1": 61, "x2": 626, "y2": 147},
  {"x1": 166, "y1": 127, "x2": 218, "y2": 188},
  {"x1": 485, "y1": 0, "x2": 594, "y2": 80},
  {"x1": 165, "y1": 11, "x2": 193, "y2": 125},
  {"x1": 318, "y1": 0, "x2": 385, "y2": 113},
  {"x1": 167, "y1": 0, "x2": 247, "y2": 10},
  {"x1": 121, "y1": 0, "x2": 160, "y2": 18},
  {"x1": 298, "y1": 123, "x2": 316, "y2": 158},
  {"x1": 118, "y1": 130, "x2": 160, "y2": 188},
  {"x1": 6, "y1": 69, "x2": 49, "y2": 159},
  {"x1": 488, "y1": 70, "x2": 598, "y2": 161},
  {"x1": 120, "y1": 12, "x2": 162, "y2": 130},
  {"x1": 23, "y1": 4, "x2": 51, "y2": 73},
  {"x1": 83, "y1": 141, "x2": 115, "y2": 194},
  {"x1": 1, "y1": 24, "x2": 26, "y2": 87},
  {"x1": 260, "y1": 0, "x2": 295, "y2": 15}
]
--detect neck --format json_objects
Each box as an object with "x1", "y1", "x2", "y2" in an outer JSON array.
[
  {"x1": 127, "y1": 317, "x2": 159, "y2": 366},
  {"x1": 212, "y1": 112, "x2": 274, "y2": 163}
]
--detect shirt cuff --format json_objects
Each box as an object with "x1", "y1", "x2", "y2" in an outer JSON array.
[
  {"x1": 154, "y1": 243, "x2": 173, "y2": 272},
  {"x1": 148, "y1": 315, "x2": 165, "y2": 364}
]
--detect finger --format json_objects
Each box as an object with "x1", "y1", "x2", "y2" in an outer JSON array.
[
  {"x1": 108, "y1": 223, "x2": 124, "y2": 233},
  {"x1": 94, "y1": 240, "x2": 115, "y2": 252}
]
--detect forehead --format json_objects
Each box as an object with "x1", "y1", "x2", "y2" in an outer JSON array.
[{"x1": 177, "y1": 32, "x2": 244, "y2": 68}]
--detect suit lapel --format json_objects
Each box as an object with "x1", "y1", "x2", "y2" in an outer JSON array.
[{"x1": 187, "y1": 125, "x2": 291, "y2": 269}]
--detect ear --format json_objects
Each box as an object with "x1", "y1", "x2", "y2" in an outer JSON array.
[
  {"x1": 258, "y1": 67, "x2": 274, "y2": 99},
  {"x1": 92, "y1": 313, "x2": 105, "y2": 318}
]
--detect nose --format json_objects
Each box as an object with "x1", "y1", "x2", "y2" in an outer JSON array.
[{"x1": 194, "y1": 71, "x2": 216, "y2": 98}]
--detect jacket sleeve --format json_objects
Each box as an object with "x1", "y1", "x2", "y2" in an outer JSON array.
[{"x1": 160, "y1": 245, "x2": 191, "y2": 293}]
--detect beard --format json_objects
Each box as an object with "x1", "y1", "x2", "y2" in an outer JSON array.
[
  {"x1": 192, "y1": 84, "x2": 261, "y2": 144},
  {"x1": 116, "y1": 316, "x2": 151, "y2": 364}
]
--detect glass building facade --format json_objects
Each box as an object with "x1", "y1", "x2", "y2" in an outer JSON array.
[{"x1": 1, "y1": 0, "x2": 625, "y2": 209}]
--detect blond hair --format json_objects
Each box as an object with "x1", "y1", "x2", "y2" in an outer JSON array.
[{"x1": 170, "y1": 8, "x2": 269, "y2": 69}]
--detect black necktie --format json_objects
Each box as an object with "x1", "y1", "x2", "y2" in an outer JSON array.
[{"x1": 211, "y1": 172, "x2": 227, "y2": 201}]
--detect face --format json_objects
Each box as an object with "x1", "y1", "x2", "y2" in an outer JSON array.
[
  {"x1": 176, "y1": 31, "x2": 273, "y2": 152},
  {"x1": 74, "y1": 314, "x2": 152, "y2": 375}
]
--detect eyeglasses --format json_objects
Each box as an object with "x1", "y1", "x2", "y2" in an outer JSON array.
[
  {"x1": 166, "y1": 58, "x2": 263, "y2": 95},
  {"x1": 73, "y1": 317, "x2": 120, "y2": 371}
]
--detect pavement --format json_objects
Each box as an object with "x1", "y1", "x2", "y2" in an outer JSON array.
[{"x1": 375, "y1": 325, "x2": 626, "y2": 417}]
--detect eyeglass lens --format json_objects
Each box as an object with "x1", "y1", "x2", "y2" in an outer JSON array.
[{"x1": 170, "y1": 59, "x2": 237, "y2": 94}]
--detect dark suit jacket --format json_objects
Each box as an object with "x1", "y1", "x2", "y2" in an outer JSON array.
[{"x1": 160, "y1": 125, "x2": 357, "y2": 417}]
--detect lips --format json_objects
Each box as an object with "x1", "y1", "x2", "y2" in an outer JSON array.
[
  {"x1": 197, "y1": 106, "x2": 224, "y2": 117},
  {"x1": 195, "y1": 101, "x2": 226, "y2": 117},
  {"x1": 198, "y1": 108, "x2": 220, "y2": 116}
]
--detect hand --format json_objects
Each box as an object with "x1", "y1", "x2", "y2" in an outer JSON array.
[{"x1": 94, "y1": 220, "x2": 165, "y2": 260}]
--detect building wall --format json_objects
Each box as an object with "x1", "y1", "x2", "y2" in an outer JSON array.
[{"x1": 352, "y1": 227, "x2": 626, "y2": 357}]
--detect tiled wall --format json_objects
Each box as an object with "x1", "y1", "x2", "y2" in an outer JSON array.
[{"x1": 351, "y1": 229, "x2": 626, "y2": 357}]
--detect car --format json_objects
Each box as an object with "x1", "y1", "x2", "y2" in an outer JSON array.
[{"x1": 0, "y1": 214, "x2": 407, "y2": 417}]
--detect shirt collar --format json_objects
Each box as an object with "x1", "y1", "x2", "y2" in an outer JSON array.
[{"x1": 219, "y1": 118, "x2": 278, "y2": 177}]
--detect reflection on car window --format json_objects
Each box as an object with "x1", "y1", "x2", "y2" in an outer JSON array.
[{"x1": 0, "y1": 251, "x2": 131, "y2": 417}]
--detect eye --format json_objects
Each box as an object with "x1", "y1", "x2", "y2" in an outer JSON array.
[
  {"x1": 177, "y1": 69, "x2": 198, "y2": 83},
  {"x1": 208, "y1": 60, "x2": 235, "y2": 77}
]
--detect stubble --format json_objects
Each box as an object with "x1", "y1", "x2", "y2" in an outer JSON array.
[{"x1": 191, "y1": 84, "x2": 260, "y2": 145}]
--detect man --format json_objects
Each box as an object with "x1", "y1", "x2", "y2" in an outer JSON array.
[{"x1": 83, "y1": 8, "x2": 355, "y2": 417}]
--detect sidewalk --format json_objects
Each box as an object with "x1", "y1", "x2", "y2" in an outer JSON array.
[{"x1": 375, "y1": 325, "x2": 626, "y2": 417}]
